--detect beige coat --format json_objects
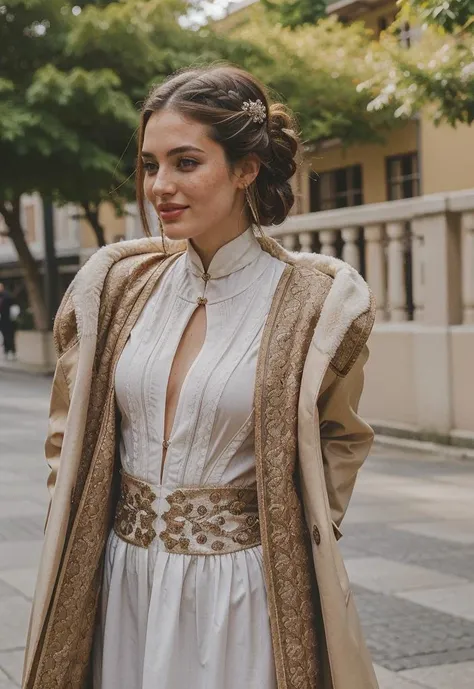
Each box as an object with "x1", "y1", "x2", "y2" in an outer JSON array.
[{"x1": 23, "y1": 234, "x2": 378, "y2": 689}]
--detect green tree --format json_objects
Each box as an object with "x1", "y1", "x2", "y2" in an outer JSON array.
[
  {"x1": 0, "y1": 0, "x2": 142, "y2": 327},
  {"x1": 254, "y1": 0, "x2": 474, "y2": 126},
  {"x1": 358, "y1": 1, "x2": 474, "y2": 125},
  {"x1": 224, "y1": 8, "x2": 398, "y2": 145},
  {"x1": 0, "y1": 0, "x2": 69, "y2": 329},
  {"x1": 403, "y1": 0, "x2": 474, "y2": 33},
  {"x1": 260, "y1": 0, "x2": 327, "y2": 30},
  {"x1": 0, "y1": 0, "x2": 214, "y2": 328},
  {"x1": 25, "y1": 0, "x2": 194, "y2": 247}
]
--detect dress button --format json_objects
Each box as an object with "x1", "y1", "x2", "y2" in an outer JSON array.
[
  {"x1": 201, "y1": 272, "x2": 211, "y2": 282},
  {"x1": 312, "y1": 525, "x2": 321, "y2": 546},
  {"x1": 197, "y1": 297, "x2": 208, "y2": 306},
  {"x1": 162, "y1": 440, "x2": 170, "y2": 449}
]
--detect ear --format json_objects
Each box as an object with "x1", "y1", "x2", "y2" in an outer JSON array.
[{"x1": 235, "y1": 154, "x2": 260, "y2": 189}]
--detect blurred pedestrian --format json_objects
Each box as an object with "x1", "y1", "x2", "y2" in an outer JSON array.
[
  {"x1": 0, "y1": 282, "x2": 17, "y2": 360},
  {"x1": 25, "y1": 66, "x2": 378, "y2": 689}
]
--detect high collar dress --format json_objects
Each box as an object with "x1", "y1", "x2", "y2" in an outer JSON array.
[{"x1": 93, "y1": 227, "x2": 286, "y2": 689}]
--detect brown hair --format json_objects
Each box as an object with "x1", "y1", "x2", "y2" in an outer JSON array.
[{"x1": 136, "y1": 64, "x2": 300, "y2": 237}]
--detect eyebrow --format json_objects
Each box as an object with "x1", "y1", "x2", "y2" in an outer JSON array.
[{"x1": 141, "y1": 146, "x2": 206, "y2": 159}]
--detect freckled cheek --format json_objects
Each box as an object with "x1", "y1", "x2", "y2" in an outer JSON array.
[{"x1": 187, "y1": 170, "x2": 231, "y2": 206}]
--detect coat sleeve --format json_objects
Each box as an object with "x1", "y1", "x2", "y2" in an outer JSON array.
[
  {"x1": 44, "y1": 342, "x2": 78, "y2": 530},
  {"x1": 317, "y1": 345, "x2": 374, "y2": 538}
]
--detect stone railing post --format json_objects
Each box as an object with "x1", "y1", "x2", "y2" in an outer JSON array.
[
  {"x1": 341, "y1": 226, "x2": 360, "y2": 270},
  {"x1": 319, "y1": 229, "x2": 337, "y2": 257},
  {"x1": 461, "y1": 211, "x2": 474, "y2": 324},
  {"x1": 281, "y1": 233, "x2": 297, "y2": 251},
  {"x1": 298, "y1": 231, "x2": 313, "y2": 253},
  {"x1": 411, "y1": 212, "x2": 462, "y2": 325},
  {"x1": 410, "y1": 221, "x2": 425, "y2": 322},
  {"x1": 386, "y1": 222, "x2": 407, "y2": 322},
  {"x1": 409, "y1": 210, "x2": 460, "y2": 437},
  {"x1": 364, "y1": 224, "x2": 386, "y2": 321}
]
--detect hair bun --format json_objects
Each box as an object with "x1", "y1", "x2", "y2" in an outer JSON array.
[{"x1": 253, "y1": 103, "x2": 299, "y2": 225}]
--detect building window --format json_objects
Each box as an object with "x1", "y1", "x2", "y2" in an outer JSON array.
[
  {"x1": 386, "y1": 153, "x2": 420, "y2": 200},
  {"x1": 309, "y1": 164, "x2": 363, "y2": 212}
]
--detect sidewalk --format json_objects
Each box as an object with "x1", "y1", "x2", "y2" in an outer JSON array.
[
  {"x1": 0, "y1": 371, "x2": 473, "y2": 688},
  {"x1": 0, "y1": 372, "x2": 51, "y2": 688},
  {"x1": 0, "y1": 352, "x2": 53, "y2": 377},
  {"x1": 341, "y1": 449, "x2": 474, "y2": 688}
]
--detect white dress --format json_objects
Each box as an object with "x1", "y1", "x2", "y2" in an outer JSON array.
[{"x1": 93, "y1": 227, "x2": 286, "y2": 689}]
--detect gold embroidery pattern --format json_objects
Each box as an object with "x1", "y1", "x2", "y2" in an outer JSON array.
[
  {"x1": 53, "y1": 290, "x2": 78, "y2": 355},
  {"x1": 254, "y1": 265, "x2": 330, "y2": 689},
  {"x1": 159, "y1": 486, "x2": 260, "y2": 555},
  {"x1": 28, "y1": 254, "x2": 179, "y2": 689},
  {"x1": 114, "y1": 473, "x2": 157, "y2": 548},
  {"x1": 71, "y1": 256, "x2": 155, "y2": 516}
]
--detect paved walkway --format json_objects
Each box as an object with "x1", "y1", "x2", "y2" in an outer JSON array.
[{"x1": 0, "y1": 370, "x2": 473, "y2": 688}]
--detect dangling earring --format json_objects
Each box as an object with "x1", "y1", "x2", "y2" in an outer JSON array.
[
  {"x1": 158, "y1": 216, "x2": 168, "y2": 255},
  {"x1": 245, "y1": 185, "x2": 263, "y2": 236}
]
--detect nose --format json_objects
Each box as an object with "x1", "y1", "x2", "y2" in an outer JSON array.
[{"x1": 151, "y1": 169, "x2": 176, "y2": 198}]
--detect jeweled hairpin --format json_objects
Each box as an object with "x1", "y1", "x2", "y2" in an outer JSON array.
[{"x1": 241, "y1": 98, "x2": 267, "y2": 124}]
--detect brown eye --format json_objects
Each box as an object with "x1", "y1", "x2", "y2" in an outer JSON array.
[{"x1": 178, "y1": 158, "x2": 198, "y2": 170}]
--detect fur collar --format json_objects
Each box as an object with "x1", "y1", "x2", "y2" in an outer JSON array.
[{"x1": 71, "y1": 234, "x2": 372, "y2": 361}]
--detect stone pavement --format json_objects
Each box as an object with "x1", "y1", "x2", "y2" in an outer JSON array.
[{"x1": 1, "y1": 370, "x2": 474, "y2": 688}]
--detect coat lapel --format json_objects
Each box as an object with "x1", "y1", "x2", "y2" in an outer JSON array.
[
  {"x1": 26, "y1": 253, "x2": 182, "y2": 689},
  {"x1": 254, "y1": 264, "x2": 332, "y2": 689}
]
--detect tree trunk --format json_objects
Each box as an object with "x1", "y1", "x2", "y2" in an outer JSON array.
[
  {"x1": 0, "y1": 198, "x2": 49, "y2": 331},
  {"x1": 82, "y1": 202, "x2": 107, "y2": 247}
]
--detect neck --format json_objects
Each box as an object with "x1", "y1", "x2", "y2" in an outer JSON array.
[{"x1": 188, "y1": 223, "x2": 253, "y2": 272}]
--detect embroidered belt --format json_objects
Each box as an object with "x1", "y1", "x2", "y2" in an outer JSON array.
[{"x1": 114, "y1": 471, "x2": 261, "y2": 555}]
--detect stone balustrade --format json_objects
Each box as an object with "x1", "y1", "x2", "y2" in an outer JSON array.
[
  {"x1": 1, "y1": 190, "x2": 473, "y2": 445},
  {"x1": 273, "y1": 190, "x2": 474, "y2": 447},
  {"x1": 274, "y1": 189, "x2": 474, "y2": 327}
]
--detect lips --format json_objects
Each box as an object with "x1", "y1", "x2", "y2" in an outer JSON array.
[
  {"x1": 158, "y1": 204, "x2": 188, "y2": 212},
  {"x1": 158, "y1": 206, "x2": 189, "y2": 221}
]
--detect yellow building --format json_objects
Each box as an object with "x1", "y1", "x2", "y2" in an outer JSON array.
[{"x1": 218, "y1": 0, "x2": 474, "y2": 214}]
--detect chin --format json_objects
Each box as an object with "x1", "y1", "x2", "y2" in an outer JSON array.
[{"x1": 162, "y1": 223, "x2": 193, "y2": 242}]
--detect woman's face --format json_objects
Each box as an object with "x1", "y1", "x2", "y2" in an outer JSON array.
[{"x1": 142, "y1": 109, "x2": 257, "y2": 245}]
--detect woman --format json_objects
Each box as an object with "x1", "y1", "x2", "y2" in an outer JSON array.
[{"x1": 23, "y1": 65, "x2": 378, "y2": 689}]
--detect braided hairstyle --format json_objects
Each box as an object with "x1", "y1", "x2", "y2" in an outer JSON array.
[{"x1": 136, "y1": 65, "x2": 300, "y2": 237}]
